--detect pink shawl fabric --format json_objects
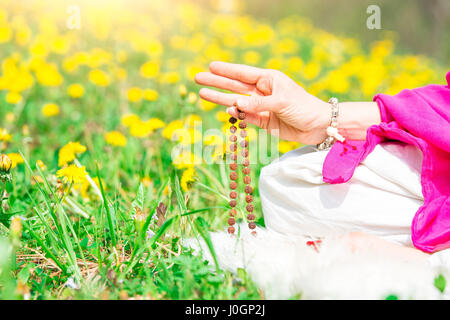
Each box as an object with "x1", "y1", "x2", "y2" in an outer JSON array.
[{"x1": 322, "y1": 71, "x2": 450, "y2": 253}]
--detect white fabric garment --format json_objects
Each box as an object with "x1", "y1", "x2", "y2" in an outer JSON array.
[
  {"x1": 259, "y1": 142, "x2": 423, "y2": 246},
  {"x1": 185, "y1": 142, "x2": 450, "y2": 299}
]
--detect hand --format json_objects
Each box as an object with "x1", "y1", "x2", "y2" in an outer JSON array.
[{"x1": 195, "y1": 61, "x2": 330, "y2": 144}]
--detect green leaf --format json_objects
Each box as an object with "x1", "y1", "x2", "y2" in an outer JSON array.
[
  {"x1": 194, "y1": 216, "x2": 220, "y2": 273},
  {"x1": 0, "y1": 213, "x2": 14, "y2": 228},
  {"x1": 434, "y1": 274, "x2": 446, "y2": 294},
  {"x1": 131, "y1": 182, "x2": 145, "y2": 215}
]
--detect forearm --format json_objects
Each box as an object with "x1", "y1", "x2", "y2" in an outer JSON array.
[{"x1": 337, "y1": 102, "x2": 381, "y2": 140}]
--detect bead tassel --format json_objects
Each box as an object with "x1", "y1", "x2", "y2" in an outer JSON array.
[{"x1": 228, "y1": 110, "x2": 256, "y2": 236}]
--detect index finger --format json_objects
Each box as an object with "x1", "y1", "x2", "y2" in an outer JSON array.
[{"x1": 209, "y1": 61, "x2": 265, "y2": 84}]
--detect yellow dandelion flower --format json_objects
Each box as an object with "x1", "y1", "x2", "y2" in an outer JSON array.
[
  {"x1": 187, "y1": 92, "x2": 197, "y2": 104},
  {"x1": 204, "y1": 133, "x2": 223, "y2": 146},
  {"x1": 185, "y1": 65, "x2": 203, "y2": 81},
  {"x1": 178, "y1": 84, "x2": 187, "y2": 98},
  {"x1": 199, "y1": 99, "x2": 216, "y2": 111},
  {"x1": 140, "y1": 60, "x2": 159, "y2": 78},
  {"x1": 180, "y1": 167, "x2": 196, "y2": 192},
  {"x1": 163, "y1": 185, "x2": 170, "y2": 196},
  {"x1": 302, "y1": 62, "x2": 321, "y2": 80},
  {"x1": 143, "y1": 89, "x2": 159, "y2": 101},
  {"x1": 68, "y1": 83, "x2": 84, "y2": 98},
  {"x1": 89, "y1": 69, "x2": 110, "y2": 86},
  {"x1": 121, "y1": 113, "x2": 141, "y2": 127},
  {"x1": 129, "y1": 121, "x2": 152, "y2": 138},
  {"x1": 146, "y1": 118, "x2": 165, "y2": 131},
  {"x1": 0, "y1": 128, "x2": 12, "y2": 142},
  {"x1": 41, "y1": 103, "x2": 60, "y2": 117},
  {"x1": 172, "y1": 151, "x2": 201, "y2": 169},
  {"x1": 184, "y1": 114, "x2": 202, "y2": 127},
  {"x1": 5, "y1": 112, "x2": 15, "y2": 123},
  {"x1": 7, "y1": 153, "x2": 24, "y2": 169},
  {"x1": 211, "y1": 144, "x2": 226, "y2": 161},
  {"x1": 35, "y1": 63, "x2": 63, "y2": 87},
  {"x1": 287, "y1": 56, "x2": 304, "y2": 73},
  {"x1": 113, "y1": 67, "x2": 127, "y2": 81},
  {"x1": 5, "y1": 91, "x2": 22, "y2": 104},
  {"x1": 36, "y1": 160, "x2": 47, "y2": 170},
  {"x1": 159, "y1": 71, "x2": 180, "y2": 84},
  {"x1": 215, "y1": 111, "x2": 230, "y2": 122},
  {"x1": 0, "y1": 154, "x2": 12, "y2": 173},
  {"x1": 127, "y1": 87, "x2": 143, "y2": 103},
  {"x1": 0, "y1": 25, "x2": 12, "y2": 43},
  {"x1": 105, "y1": 131, "x2": 127, "y2": 147},
  {"x1": 243, "y1": 51, "x2": 261, "y2": 65},
  {"x1": 58, "y1": 142, "x2": 87, "y2": 167},
  {"x1": 56, "y1": 164, "x2": 87, "y2": 185},
  {"x1": 162, "y1": 120, "x2": 184, "y2": 140},
  {"x1": 174, "y1": 128, "x2": 202, "y2": 145},
  {"x1": 265, "y1": 57, "x2": 283, "y2": 70},
  {"x1": 141, "y1": 176, "x2": 152, "y2": 187}
]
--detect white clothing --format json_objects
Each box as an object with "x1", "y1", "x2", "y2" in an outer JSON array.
[{"x1": 259, "y1": 142, "x2": 423, "y2": 246}]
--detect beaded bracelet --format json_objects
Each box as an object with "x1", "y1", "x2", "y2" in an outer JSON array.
[
  {"x1": 228, "y1": 110, "x2": 256, "y2": 236},
  {"x1": 316, "y1": 97, "x2": 345, "y2": 150}
]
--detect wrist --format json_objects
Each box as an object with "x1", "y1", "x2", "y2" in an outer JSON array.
[
  {"x1": 337, "y1": 102, "x2": 381, "y2": 140},
  {"x1": 311, "y1": 98, "x2": 332, "y2": 144}
]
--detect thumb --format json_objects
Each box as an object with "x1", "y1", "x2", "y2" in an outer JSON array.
[{"x1": 235, "y1": 95, "x2": 279, "y2": 113}]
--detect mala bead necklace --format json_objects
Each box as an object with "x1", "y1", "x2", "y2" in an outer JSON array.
[{"x1": 228, "y1": 109, "x2": 256, "y2": 236}]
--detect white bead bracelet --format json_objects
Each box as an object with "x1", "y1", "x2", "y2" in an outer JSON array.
[{"x1": 316, "y1": 97, "x2": 345, "y2": 150}]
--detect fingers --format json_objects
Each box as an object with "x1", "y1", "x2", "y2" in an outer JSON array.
[
  {"x1": 198, "y1": 88, "x2": 242, "y2": 106},
  {"x1": 209, "y1": 61, "x2": 265, "y2": 84},
  {"x1": 235, "y1": 95, "x2": 280, "y2": 114},
  {"x1": 195, "y1": 72, "x2": 258, "y2": 95},
  {"x1": 199, "y1": 87, "x2": 279, "y2": 113}
]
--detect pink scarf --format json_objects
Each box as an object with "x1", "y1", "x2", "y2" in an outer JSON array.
[{"x1": 323, "y1": 71, "x2": 450, "y2": 253}]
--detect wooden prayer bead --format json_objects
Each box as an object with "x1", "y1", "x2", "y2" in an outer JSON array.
[
  {"x1": 228, "y1": 226, "x2": 235, "y2": 234},
  {"x1": 230, "y1": 144, "x2": 237, "y2": 152},
  {"x1": 230, "y1": 181, "x2": 237, "y2": 189},
  {"x1": 249, "y1": 222, "x2": 256, "y2": 229},
  {"x1": 247, "y1": 213, "x2": 255, "y2": 221},
  {"x1": 245, "y1": 185, "x2": 253, "y2": 194},
  {"x1": 228, "y1": 217, "x2": 235, "y2": 225},
  {"x1": 241, "y1": 149, "x2": 249, "y2": 157},
  {"x1": 230, "y1": 153, "x2": 238, "y2": 161},
  {"x1": 240, "y1": 140, "x2": 248, "y2": 148},
  {"x1": 230, "y1": 209, "x2": 237, "y2": 216},
  {"x1": 230, "y1": 163, "x2": 237, "y2": 170},
  {"x1": 242, "y1": 167, "x2": 250, "y2": 175},
  {"x1": 239, "y1": 121, "x2": 247, "y2": 129},
  {"x1": 229, "y1": 117, "x2": 237, "y2": 124},
  {"x1": 246, "y1": 195, "x2": 253, "y2": 203},
  {"x1": 238, "y1": 112, "x2": 246, "y2": 120},
  {"x1": 244, "y1": 175, "x2": 251, "y2": 184},
  {"x1": 230, "y1": 191, "x2": 237, "y2": 199},
  {"x1": 246, "y1": 204, "x2": 254, "y2": 212},
  {"x1": 230, "y1": 135, "x2": 237, "y2": 142},
  {"x1": 230, "y1": 172, "x2": 238, "y2": 180},
  {"x1": 230, "y1": 126, "x2": 237, "y2": 133},
  {"x1": 240, "y1": 130, "x2": 247, "y2": 138},
  {"x1": 229, "y1": 200, "x2": 237, "y2": 207},
  {"x1": 243, "y1": 159, "x2": 249, "y2": 166}
]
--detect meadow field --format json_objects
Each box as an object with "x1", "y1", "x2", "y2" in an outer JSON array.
[{"x1": 0, "y1": 0, "x2": 447, "y2": 299}]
